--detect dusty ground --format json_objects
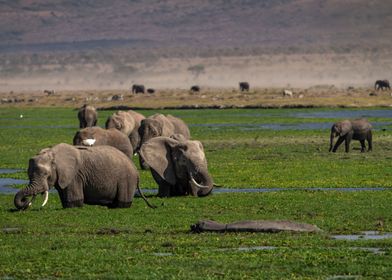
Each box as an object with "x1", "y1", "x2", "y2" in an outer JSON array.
[{"x1": 1, "y1": 86, "x2": 392, "y2": 109}]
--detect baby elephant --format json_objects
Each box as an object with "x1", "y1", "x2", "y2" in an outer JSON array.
[
  {"x1": 329, "y1": 119, "x2": 372, "y2": 153},
  {"x1": 77, "y1": 104, "x2": 97, "y2": 128},
  {"x1": 73, "y1": 127, "x2": 133, "y2": 158},
  {"x1": 14, "y1": 143, "x2": 153, "y2": 210}
]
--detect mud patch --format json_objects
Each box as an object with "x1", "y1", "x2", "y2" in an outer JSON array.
[
  {"x1": 96, "y1": 228, "x2": 132, "y2": 235},
  {"x1": 2, "y1": 227, "x2": 22, "y2": 234}
]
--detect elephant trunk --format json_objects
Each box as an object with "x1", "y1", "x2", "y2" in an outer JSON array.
[
  {"x1": 189, "y1": 169, "x2": 213, "y2": 197},
  {"x1": 14, "y1": 180, "x2": 48, "y2": 210}
]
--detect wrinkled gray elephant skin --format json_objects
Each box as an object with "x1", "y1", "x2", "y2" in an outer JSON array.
[
  {"x1": 105, "y1": 110, "x2": 145, "y2": 153},
  {"x1": 14, "y1": 143, "x2": 154, "y2": 210},
  {"x1": 77, "y1": 104, "x2": 97, "y2": 128},
  {"x1": 329, "y1": 119, "x2": 372, "y2": 153},
  {"x1": 191, "y1": 220, "x2": 321, "y2": 233},
  {"x1": 73, "y1": 127, "x2": 133, "y2": 158},
  {"x1": 140, "y1": 136, "x2": 213, "y2": 197},
  {"x1": 138, "y1": 113, "x2": 190, "y2": 150}
]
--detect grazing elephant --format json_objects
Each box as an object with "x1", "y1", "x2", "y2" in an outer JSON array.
[
  {"x1": 14, "y1": 143, "x2": 154, "y2": 210},
  {"x1": 138, "y1": 114, "x2": 190, "y2": 150},
  {"x1": 132, "y1": 84, "x2": 145, "y2": 94},
  {"x1": 140, "y1": 136, "x2": 213, "y2": 197},
  {"x1": 329, "y1": 119, "x2": 372, "y2": 153},
  {"x1": 105, "y1": 110, "x2": 145, "y2": 151},
  {"x1": 375, "y1": 80, "x2": 391, "y2": 91},
  {"x1": 190, "y1": 85, "x2": 200, "y2": 92},
  {"x1": 239, "y1": 82, "x2": 250, "y2": 91},
  {"x1": 73, "y1": 127, "x2": 133, "y2": 158},
  {"x1": 78, "y1": 104, "x2": 97, "y2": 128},
  {"x1": 147, "y1": 88, "x2": 155, "y2": 94}
]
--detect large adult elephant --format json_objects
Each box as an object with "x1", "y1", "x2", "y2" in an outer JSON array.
[
  {"x1": 73, "y1": 127, "x2": 133, "y2": 158},
  {"x1": 132, "y1": 84, "x2": 145, "y2": 94},
  {"x1": 105, "y1": 110, "x2": 145, "y2": 151},
  {"x1": 77, "y1": 104, "x2": 97, "y2": 128},
  {"x1": 329, "y1": 119, "x2": 372, "y2": 153},
  {"x1": 138, "y1": 113, "x2": 190, "y2": 149},
  {"x1": 140, "y1": 136, "x2": 213, "y2": 197},
  {"x1": 375, "y1": 80, "x2": 391, "y2": 91},
  {"x1": 239, "y1": 82, "x2": 250, "y2": 91},
  {"x1": 14, "y1": 143, "x2": 154, "y2": 209}
]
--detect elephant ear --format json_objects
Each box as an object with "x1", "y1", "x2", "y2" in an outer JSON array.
[
  {"x1": 52, "y1": 144, "x2": 80, "y2": 189},
  {"x1": 140, "y1": 137, "x2": 178, "y2": 185},
  {"x1": 338, "y1": 120, "x2": 352, "y2": 136}
]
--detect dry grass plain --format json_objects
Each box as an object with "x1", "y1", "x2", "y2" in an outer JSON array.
[{"x1": 1, "y1": 86, "x2": 392, "y2": 109}]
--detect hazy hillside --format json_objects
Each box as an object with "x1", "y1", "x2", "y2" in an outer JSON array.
[
  {"x1": 1, "y1": 0, "x2": 391, "y2": 90},
  {"x1": 1, "y1": 0, "x2": 391, "y2": 52}
]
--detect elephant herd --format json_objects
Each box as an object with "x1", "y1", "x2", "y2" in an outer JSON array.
[
  {"x1": 14, "y1": 103, "x2": 374, "y2": 211},
  {"x1": 14, "y1": 105, "x2": 214, "y2": 210}
]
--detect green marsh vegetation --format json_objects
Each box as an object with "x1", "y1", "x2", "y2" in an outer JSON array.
[{"x1": 1, "y1": 107, "x2": 392, "y2": 279}]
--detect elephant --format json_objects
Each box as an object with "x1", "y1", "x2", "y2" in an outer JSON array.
[
  {"x1": 132, "y1": 84, "x2": 145, "y2": 94},
  {"x1": 140, "y1": 136, "x2": 213, "y2": 197},
  {"x1": 147, "y1": 88, "x2": 155, "y2": 94},
  {"x1": 239, "y1": 82, "x2": 250, "y2": 91},
  {"x1": 329, "y1": 119, "x2": 372, "y2": 153},
  {"x1": 190, "y1": 85, "x2": 200, "y2": 92},
  {"x1": 375, "y1": 80, "x2": 390, "y2": 91},
  {"x1": 14, "y1": 143, "x2": 154, "y2": 210},
  {"x1": 138, "y1": 113, "x2": 191, "y2": 150},
  {"x1": 73, "y1": 127, "x2": 133, "y2": 158},
  {"x1": 105, "y1": 110, "x2": 145, "y2": 152},
  {"x1": 78, "y1": 104, "x2": 97, "y2": 128}
]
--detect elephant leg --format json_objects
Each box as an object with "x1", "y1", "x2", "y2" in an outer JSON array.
[
  {"x1": 62, "y1": 184, "x2": 84, "y2": 208},
  {"x1": 111, "y1": 181, "x2": 134, "y2": 208},
  {"x1": 332, "y1": 136, "x2": 345, "y2": 152},
  {"x1": 367, "y1": 131, "x2": 372, "y2": 151},
  {"x1": 150, "y1": 169, "x2": 171, "y2": 197},
  {"x1": 56, "y1": 188, "x2": 68, "y2": 208},
  {"x1": 344, "y1": 133, "x2": 353, "y2": 153},
  {"x1": 344, "y1": 139, "x2": 351, "y2": 153},
  {"x1": 360, "y1": 140, "x2": 366, "y2": 152},
  {"x1": 139, "y1": 155, "x2": 149, "y2": 170}
]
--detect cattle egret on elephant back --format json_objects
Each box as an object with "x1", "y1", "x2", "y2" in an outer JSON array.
[{"x1": 82, "y1": 138, "x2": 96, "y2": 146}]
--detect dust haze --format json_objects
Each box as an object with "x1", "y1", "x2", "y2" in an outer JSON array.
[{"x1": 1, "y1": 51, "x2": 391, "y2": 92}]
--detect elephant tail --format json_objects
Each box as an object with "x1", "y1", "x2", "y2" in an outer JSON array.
[{"x1": 137, "y1": 177, "x2": 157, "y2": 209}]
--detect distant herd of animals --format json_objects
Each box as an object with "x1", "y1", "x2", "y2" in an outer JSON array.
[
  {"x1": 128, "y1": 80, "x2": 390, "y2": 95},
  {"x1": 14, "y1": 101, "x2": 374, "y2": 211},
  {"x1": 130, "y1": 82, "x2": 251, "y2": 94}
]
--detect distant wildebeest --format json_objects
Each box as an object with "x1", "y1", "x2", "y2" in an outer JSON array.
[
  {"x1": 283, "y1": 89, "x2": 293, "y2": 97},
  {"x1": 239, "y1": 82, "x2": 249, "y2": 91},
  {"x1": 44, "y1": 90, "x2": 55, "y2": 96},
  {"x1": 132, "y1": 84, "x2": 145, "y2": 94},
  {"x1": 375, "y1": 80, "x2": 390, "y2": 91},
  {"x1": 111, "y1": 94, "x2": 124, "y2": 101},
  {"x1": 190, "y1": 85, "x2": 200, "y2": 92},
  {"x1": 147, "y1": 88, "x2": 155, "y2": 94}
]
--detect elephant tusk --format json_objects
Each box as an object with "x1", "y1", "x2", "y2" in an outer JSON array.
[
  {"x1": 41, "y1": 191, "x2": 49, "y2": 207},
  {"x1": 189, "y1": 174, "x2": 210, "y2": 189}
]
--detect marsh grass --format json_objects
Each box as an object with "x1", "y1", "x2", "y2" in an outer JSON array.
[{"x1": 1, "y1": 107, "x2": 392, "y2": 279}]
